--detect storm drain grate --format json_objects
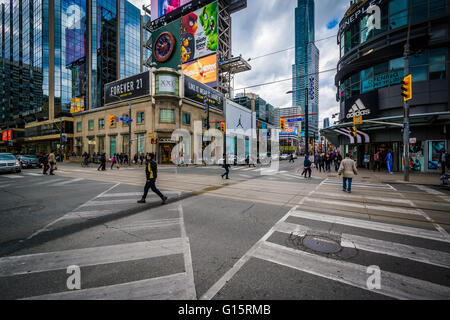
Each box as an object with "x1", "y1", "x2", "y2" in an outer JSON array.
[{"x1": 302, "y1": 236, "x2": 342, "y2": 254}]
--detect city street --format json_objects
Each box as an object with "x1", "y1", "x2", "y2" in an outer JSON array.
[{"x1": 1, "y1": 161, "x2": 449, "y2": 300}]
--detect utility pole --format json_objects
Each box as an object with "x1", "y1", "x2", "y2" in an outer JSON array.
[
  {"x1": 59, "y1": 116, "x2": 63, "y2": 162},
  {"x1": 403, "y1": 5, "x2": 412, "y2": 182},
  {"x1": 305, "y1": 87, "x2": 309, "y2": 156},
  {"x1": 128, "y1": 101, "x2": 132, "y2": 165}
]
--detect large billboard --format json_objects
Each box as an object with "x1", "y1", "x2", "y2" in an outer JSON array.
[
  {"x1": 104, "y1": 71, "x2": 151, "y2": 105},
  {"x1": 182, "y1": 54, "x2": 217, "y2": 87},
  {"x1": 184, "y1": 75, "x2": 223, "y2": 111},
  {"x1": 225, "y1": 100, "x2": 252, "y2": 134},
  {"x1": 181, "y1": 1, "x2": 217, "y2": 63},
  {"x1": 70, "y1": 97, "x2": 85, "y2": 114}
]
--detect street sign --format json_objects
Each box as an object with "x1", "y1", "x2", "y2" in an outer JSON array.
[
  {"x1": 409, "y1": 138, "x2": 417, "y2": 144},
  {"x1": 287, "y1": 118, "x2": 303, "y2": 123},
  {"x1": 120, "y1": 118, "x2": 133, "y2": 122},
  {"x1": 353, "y1": 116, "x2": 363, "y2": 125}
]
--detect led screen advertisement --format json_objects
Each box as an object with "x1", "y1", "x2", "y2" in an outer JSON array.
[
  {"x1": 151, "y1": 0, "x2": 192, "y2": 22},
  {"x1": 184, "y1": 76, "x2": 223, "y2": 111},
  {"x1": 181, "y1": 1, "x2": 217, "y2": 63},
  {"x1": 280, "y1": 127, "x2": 299, "y2": 136},
  {"x1": 182, "y1": 54, "x2": 217, "y2": 87}
]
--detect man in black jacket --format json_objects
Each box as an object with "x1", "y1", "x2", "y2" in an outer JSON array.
[
  {"x1": 138, "y1": 153, "x2": 168, "y2": 204},
  {"x1": 98, "y1": 153, "x2": 106, "y2": 171}
]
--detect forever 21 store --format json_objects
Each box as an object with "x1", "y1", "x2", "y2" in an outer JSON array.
[{"x1": 321, "y1": 0, "x2": 450, "y2": 173}]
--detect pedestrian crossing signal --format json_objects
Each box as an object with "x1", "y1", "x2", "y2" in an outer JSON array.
[
  {"x1": 280, "y1": 119, "x2": 286, "y2": 131},
  {"x1": 220, "y1": 122, "x2": 226, "y2": 133},
  {"x1": 109, "y1": 115, "x2": 116, "y2": 128},
  {"x1": 401, "y1": 74, "x2": 412, "y2": 101}
]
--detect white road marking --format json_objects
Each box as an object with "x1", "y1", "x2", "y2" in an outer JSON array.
[
  {"x1": 117, "y1": 218, "x2": 181, "y2": 231},
  {"x1": 200, "y1": 180, "x2": 327, "y2": 300},
  {"x1": 322, "y1": 181, "x2": 393, "y2": 190},
  {"x1": 1, "y1": 175, "x2": 23, "y2": 179},
  {"x1": 22, "y1": 172, "x2": 43, "y2": 176},
  {"x1": 34, "y1": 179, "x2": 66, "y2": 185},
  {"x1": 62, "y1": 210, "x2": 114, "y2": 220},
  {"x1": 414, "y1": 185, "x2": 450, "y2": 203},
  {"x1": 99, "y1": 192, "x2": 142, "y2": 198},
  {"x1": 53, "y1": 178, "x2": 85, "y2": 186},
  {"x1": 238, "y1": 174, "x2": 252, "y2": 178},
  {"x1": 312, "y1": 191, "x2": 412, "y2": 205},
  {"x1": 291, "y1": 210, "x2": 450, "y2": 243},
  {"x1": 24, "y1": 273, "x2": 191, "y2": 300},
  {"x1": 252, "y1": 241, "x2": 450, "y2": 300},
  {"x1": 0, "y1": 238, "x2": 184, "y2": 277},
  {"x1": 340, "y1": 233, "x2": 450, "y2": 269},
  {"x1": 81, "y1": 199, "x2": 140, "y2": 206}
]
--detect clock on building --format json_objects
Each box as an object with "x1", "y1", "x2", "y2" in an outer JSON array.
[{"x1": 154, "y1": 31, "x2": 176, "y2": 63}]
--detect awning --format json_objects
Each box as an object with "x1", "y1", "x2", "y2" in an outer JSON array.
[{"x1": 321, "y1": 111, "x2": 450, "y2": 145}]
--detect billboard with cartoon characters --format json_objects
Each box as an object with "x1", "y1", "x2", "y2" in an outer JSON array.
[
  {"x1": 181, "y1": 1, "x2": 217, "y2": 63},
  {"x1": 151, "y1": 0, "x2": 192, "y2": 22}
]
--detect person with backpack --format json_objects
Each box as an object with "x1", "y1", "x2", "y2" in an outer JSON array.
[{"x1": 138, "y1": 153, "x2": 168, "y2": 205}]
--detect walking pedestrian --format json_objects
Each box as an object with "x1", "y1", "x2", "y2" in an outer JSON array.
[
  {"x1": 221, "y1": 155, "x2": 231, "y2": 179},
  {"x1": 373, "y1": 151, "x2": 381, "y2": 172},
  {"x1": 42, "y1": 153, "x2": 49, "y2": 175},
  {"x1": 338, "y1": 153, "x2": 358, "y2": 193},
  {"x1": 319, "y1": 153, "x2": 325, "y2": 172},
  {"x1": 115, "y1": 153, "x2": 120, "y2": 170},
  {"x1": 440, "y1": 150, "x2": 448, "y2": 175},
  {"x1": 137, "y1": 153, "x2": 168, "y2": 205},
  {"x1": 336, "y1": 152, "x2": 343, "y2": 172},
  {"x1": 325, "y1": 153, "x2": 332, "y2": 172},
  {"x1": 98, "y1": 153, "x2": 106, "y2": 171},
  {"x1": 302, "y1": 155, "x2": 312, "y2": 179},
  {"x1": 134, "y1": 154, "x2": 138, "y2": 165},
  {"x1": 314, "y1": 153, "x2": 320, "y2": 171},
  {"x1": 386, "y1": 149, "x2": 393, "y2": 174},
  {"x1": 48, "y1": 151, "x2": 56, "y2": 175},
  {"x1": 289, "y1": 153, "x2": 295, "y2": 163}
]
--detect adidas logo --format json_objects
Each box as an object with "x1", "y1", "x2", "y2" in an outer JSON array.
[{"x1": 346, "y1": 99, "x2": 371, "y2": 119}]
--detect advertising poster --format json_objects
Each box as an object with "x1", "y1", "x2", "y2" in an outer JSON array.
[
  {"x1": 225, "y1": 100, "x2": 252, "y2": 135},
  {"x1": 409, "y1": 142, "x2": 425, "y2": 172},
  {"x1": 182, "y1": 54, "x2": 217, "y2": 87},
  {"x1": 279, "y1": 128, "x2": 299, "y2": 136},
  {"x1": 70, "y1": 97, "x2": 85, "y2": 114},
  {"x1": 184, "y1": 75, "x2": 223, "y2": 111},
  {"x1": 428, "y1": 141, "x2": 445, "y2": 170},
  {"x1": 181, "y1": 1, "x2": 217, "y2": 63},
  {"x1": 151, "y1": 0, "x2": 192, "y2": 22}
]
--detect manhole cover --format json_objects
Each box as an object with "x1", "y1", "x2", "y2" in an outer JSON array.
[{"x1": 302, "y1": 236, "x2": 342, "y2": 254}]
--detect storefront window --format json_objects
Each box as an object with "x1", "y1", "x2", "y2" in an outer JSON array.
[
  {"x1": 409, "y1": 142, "x2": 425, "y2": 172},
  {"x1": 428, "y1": 141, "x2": 445, "y2": 171},
  {"x1": 160, "y1": 109, "x2": 175, "y2": 123},
  {"x1": 110, "y1": 136, "x2": 116, "y2": 157},
  {"x1": 429, "y1": 48, "x2": 446, "y2": 80},
  {"x1": 137, "y1": 134, "x2": 145, "y2": 155}
]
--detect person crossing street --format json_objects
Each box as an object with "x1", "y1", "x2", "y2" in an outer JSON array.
[
  {"x1": 338, "y1": 153, "x2": 358, "y2": 193},
  {"x1": 221, "y1": 155, "x2": 231, "y2": 179},
  {"x1": 48, "y1": 151, "x2": 56, "y2": 175},
  {"x1": 138, "y1": 153, "x2": 168, "y2": 205}
]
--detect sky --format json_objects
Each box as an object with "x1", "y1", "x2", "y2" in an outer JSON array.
[{"x1": 129, "y1": 0, "x2": 350, "y2": 128}]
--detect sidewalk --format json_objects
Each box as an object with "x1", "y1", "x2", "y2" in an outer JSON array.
[{"x1": 309, "y1": 167, "x2": 443, "y2": 186}]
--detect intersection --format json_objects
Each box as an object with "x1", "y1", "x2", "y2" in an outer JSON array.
[{"x1": 1, "y1": 161, "x2": 449, "y2": 300}]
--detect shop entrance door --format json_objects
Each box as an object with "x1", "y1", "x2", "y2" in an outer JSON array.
[{"x1": 160, "y1": 144, "x2": 174, "y2": 164}]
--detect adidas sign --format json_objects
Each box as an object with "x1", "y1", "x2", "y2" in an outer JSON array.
[{"x1": 346, "y1": 99, "x2": 371, "y2": 119}]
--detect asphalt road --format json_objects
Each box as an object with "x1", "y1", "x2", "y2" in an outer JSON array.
[{"x1": 0, "y1": 162, "x2": 449, "y2": 300}]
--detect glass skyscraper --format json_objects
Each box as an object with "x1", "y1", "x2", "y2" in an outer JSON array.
[
  {"x1": 292, "y1": 0, "x2": 319, "y2": 138},
  {"x1": 0, "y1": 0, "x2": 148, "y2": 128}
]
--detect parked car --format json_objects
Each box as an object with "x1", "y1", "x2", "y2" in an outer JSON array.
[
  {"x1": 16, "y1": 155, "x2": 41, "y2": 168},
  {"x1": 280, "y1": 154, "x2": 289, "y2": 161},
  {"x1": 0, "y1": 153, "x2": 21, "y2": 173},
  {"x1": 440, "y1": 173, "x2": 450, "y2": 187}
]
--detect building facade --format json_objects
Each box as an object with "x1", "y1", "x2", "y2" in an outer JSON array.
[
  {"x1": 321, "y1": 0, "x2": 449, "y2": 173},
  {"x1": 292, "y1": 0, "x2": 319, "y2": 139},
  {"x1": 0, "y1": 0, "x2": 149, "y2": 153}
]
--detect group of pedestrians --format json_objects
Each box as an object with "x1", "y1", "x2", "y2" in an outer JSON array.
[
  {"x1": 41, "y1": 151, "x2": 57, "y2": 175},
  {"x1": 314, "y1": 151, "x2": 342, "y2": 173}
]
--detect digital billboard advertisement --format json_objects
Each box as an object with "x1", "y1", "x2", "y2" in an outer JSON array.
[
  {"x1": 181, "y1": 1, "x2": 217, "y2": 63},
  {"x1": 182, "y1": 54, "x2": 217, "y2": 87},
  {"x1": 280, "y1": 127, "x2": 299, "y2": 136},
  {"x1": 70, "y1": 97, "x2": 85, "y2": 114},
  {"x1": 151, "y1": 0, "x2": 193, "y2": 28},
  {"x1": 184, "y1": 76, "x2": 223, "y2": 111}
]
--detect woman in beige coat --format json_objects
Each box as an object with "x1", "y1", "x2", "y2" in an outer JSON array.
[{"x1": 338, "y1": 153, "x2": 358, "y2": 193}]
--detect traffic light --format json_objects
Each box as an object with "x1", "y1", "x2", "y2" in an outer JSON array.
[
  {"x1": 220, "y1": 122, "x2": 226, "y2": 133},
  {"x1": 350, "y1": 126, "x2": 358, "y2": 137},
  {"x1": 109, "y1": 115, "x2": 116, "y2": 128},
  {"x1": 280, "y1": 119, "x2": 286, "y2": 131},
  {"x1": 401, "y1": 74, "x2": 412, "y2": 101}
]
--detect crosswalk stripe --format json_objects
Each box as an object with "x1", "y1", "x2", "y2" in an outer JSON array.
[
  {"x1": 1, "y1": 175, "x2": 24, "y2": 179},
  {"x1": 291, "y1": 210, "x2": 450, "y2": 243},
  {"x1": 99, "y1": 192, "x2": 142, "y2": 198},
  {"x1": 22, "y1": 172, "x2": 42, "y2": 176},
  {"x1": 304, "y1": 198, "x2": 422, "y2": 216},
  {"x1": 274, "y1": 221, "x2": 450, "y2": 268},
  {"x1": 340, "y1": 233, "x2": 450, "y2": 269},
  {"x1": 322, "y1": 181, "x2": 392, "y2": 188},
  {"x1": 53, "y1": 178, "x2": 85, "y2": 186},
  {"x1": 414, "y1": 185, "x2": 450, "y2": 203},
  {"x1": 312, "y1": 192, "x2": 412, "y2": 205},
  {"x1": 118, "y1": 218, "x2": 181, "y2": 230},
  {"x1": 34, "y1": 179, "x2": 66, "y2": 185},
  {"x1": 241, "y1": 168, "x2": 255, "y2": 171},
  {"x1": 81, "y1": 199, "x2": 142, "y2": 206},
  {"x1": 24, "y1": 273, "x2": 191, "y2": 300},
  {"x1": 62, "y1": 210, "x2": 114, "y2": 220},
  {"x1": 0, "y1": 183, "x2": 12, "y2": 188},
  {"x1": 0, "y1": 238, "x2": 184, "y2": 277},
  {"x1": 252, "y1": 241, "x2": 450, "y2": 300},
  {"x1": 238, "y1": 174, "x2": 252, "y2": 178}
]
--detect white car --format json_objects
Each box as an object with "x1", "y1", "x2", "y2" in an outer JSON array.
[
  {"x1": 0, "y1": 153, "x2": 21, "y2": 173},
  {"x1": 280, "y1": 154, "x2": 289, "y2": 161}
]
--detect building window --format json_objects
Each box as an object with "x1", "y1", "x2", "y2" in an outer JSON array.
[
  {"x1": 411, "y1": 0, "x2": 428, "y2": 23},
  {"x1": 99, "y1": 118, "x2": 105, "y2": 130},
  {"x1": 98, "y1": 136, "x2": 105, "y2": 154},
  {"x1": 137, "y1": 112, "x2": 145, "y2": 124},
  {"x1": 429, "y1": 48, "x2": 446, "y2": 80},
  {"x1": 389, "y1": 0, "x2": 407, "y2": 30},
  {"x1": 430, "y1": 0, "x2": 446, "y2": 17},
  {"x1": 361, "y1": 67, "x2": 374, "y2": 93},
  {"x1": 88, "y1": 120, "x2": 94, "y2": 131},
  {"x1": 182, "y1": 112, "x2": 191, "y2": 126},
  {"x1": 410, "y1": 51, "x2": 428, "y2": 82},
  {"x1": 122, "y1": 114, "x2": 129, "y2": 127},
  {"x1": 159, "y1": 109, "x2": 175, "y2": 123},
  {"x1": 137, "y1": 134, "x2": 145, "y2": 155},
  {"x1": 374, "y1": 62, "x2": 389, "y2": 89},
  {"x1": 110, "y1": 136, "x2": 116, "y2": 157},
  {"x1": 77, "y1": 122, "x2": 82, "y2": 132},
  {"x1": 389, "y1": 57, "x2": 404, "y2": 85},
  {"x1": 123, "y1": 135, "x2": 130, "y2": 153}
]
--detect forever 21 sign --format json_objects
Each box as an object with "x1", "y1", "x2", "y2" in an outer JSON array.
[{"x1": 104, "y1": 71, "x2": 150, "y2": 105}]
